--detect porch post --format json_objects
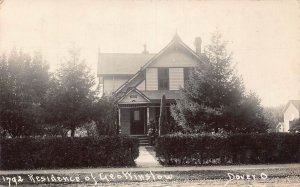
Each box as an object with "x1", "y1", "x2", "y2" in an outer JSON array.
[
  {"x1": 146, "y1": 107, "x2": 150, "y2": 133},
  {"x1": 118, "y1": 108, "x2": 121, "y2": 134}
]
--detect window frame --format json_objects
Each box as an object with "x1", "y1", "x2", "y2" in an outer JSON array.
[{"x1": 158, "y1": 68, "x2": 169, "y2": 90}]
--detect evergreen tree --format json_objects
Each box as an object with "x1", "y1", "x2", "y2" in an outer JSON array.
[
  {"x1": 172, "y1": 31, "x2": 267, "y2": 133},
  {"x1": 263, "y1": 105, "x2": 284, "y2": 132},
  {"x1": 159, "y1": 94, "x2": 169, "y2": 135},
  {"x1": 91, "y1": 96, "x2": 118, "y2": 135},
  {"x1": 43, "y1": 47, "x2": 96, "y2": 137},
  {"x1": 0, "y1": 49, "x2": 49, "y2": 137}
]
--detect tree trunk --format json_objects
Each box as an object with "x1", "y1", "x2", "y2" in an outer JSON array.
[
  {"x1": 214, "y1": 127, "x2": 218, "y2": 133},
  {"x1": 71, "y1": 127, "x2": 75, "y2": 137}
]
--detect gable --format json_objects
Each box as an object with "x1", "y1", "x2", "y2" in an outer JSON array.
[
  {"x1": 284, "y1": 103, "x2": 300, "y2": 119},
  {"x1": 282, "y1": 100, "x2": 300, "y2": 115},
  {"x1": 114, "y1": 34, "x2": 204, "y2": 94},
  {"x1": 291, "y1": 100, "x2": 300, "y2": 111},
  {"x1": 118, "y1": 89, "x2": 150, "y2": 104},
  {"x1": 148, "y1": 45, "x2": 199, "y2": 68}
]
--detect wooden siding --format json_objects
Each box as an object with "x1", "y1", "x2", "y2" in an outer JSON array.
[
  {"x1": 136, "y1": 80, "x2": 145, "y2": 91},
  {"x1": 149, "y1": 107, "x2": 160, "y2": 122},
  {"x1": 149, "y1": 107, "x2": 156, "y2": 122},
  {"x1": 103, "y1": 75, "x2": 130, "y2": 94},
  {"x1": 169, "y1": 68, "x2": 184, "y2": 90},
  {"x1": 146, "y1": 68, "x2": 158, "y2": 90},
  {"x1": 284, "y1": 104, "x2": 299, "y2": 132},
  {"x1": 120, "y1": 108, "x2": 130, "y2": 134}
]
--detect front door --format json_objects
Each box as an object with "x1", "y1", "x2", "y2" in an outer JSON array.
[{"x1": 131, "y1": 108, "x2": 145, "y2": 134}]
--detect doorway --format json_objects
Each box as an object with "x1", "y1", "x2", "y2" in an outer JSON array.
[{"x1": 130, "y1": 108, "x2": 145, "y2": 134}]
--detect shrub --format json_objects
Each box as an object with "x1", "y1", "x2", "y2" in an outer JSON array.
[
  {"x1": 159, "y1": 94, "x2": 169, "y2": 135},
  {"x1": 147, "y1": 120, "x2": 159, "y2": 146},
  {"x1": 0, "y1": 135, "x2": 139, "y2": 170},
  {"x1": 289, "y1": 119, "x2": 300, "y2": 133},
  {"x1": 156, "y1": 133, "x2": 300, "y2": 165}
]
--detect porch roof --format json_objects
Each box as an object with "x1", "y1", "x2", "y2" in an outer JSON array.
[
  {"x1": 117, "y1": 89, "x2": 181, "y2": 106},
  {"x1": 141, "y1": 90, "x2": 181, "y2": 103}
]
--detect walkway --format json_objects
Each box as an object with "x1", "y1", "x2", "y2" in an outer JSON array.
[{"x1": 135, "y1": 146, "x2": 161, "y2": 168}]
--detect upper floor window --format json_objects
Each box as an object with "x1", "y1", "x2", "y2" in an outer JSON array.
[{"x1": 158, "y1": 68, "x2": 169, "y2": 90}]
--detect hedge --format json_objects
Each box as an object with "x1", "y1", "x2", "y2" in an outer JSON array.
[
  {"x1": 0, "y1": 135, "x2": 139, "y2": 170},
  {"x1": 156, "y1": 133, "x2": 300, "y2": 165}
]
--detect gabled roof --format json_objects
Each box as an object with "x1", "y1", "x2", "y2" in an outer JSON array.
[
  {"x1": 98, "y1": 53, "x2": 155, "y2": 75},
  {"x1": 114, "y1": 34, "x2": 205, "y2": 94},
  {"x1": 292, "y1": 100, "x2": 300, "y2": 111},
  {"x1": 282, "y1": 100, "x2": 300, "y2": 114},
  {"x1": 140, "y1": 33, "x2": 204, "y2": 70},
  {"x1": 118, "y1": 87, "x2": 151, "y2": 104}
]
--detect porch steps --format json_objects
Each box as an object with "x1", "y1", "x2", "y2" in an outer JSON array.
[{"x1": 131, "y1": 135, "x2": 150, "y2": 146}]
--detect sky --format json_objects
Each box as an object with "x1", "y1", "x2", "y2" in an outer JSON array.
[{"x1": 0, "y1": 0, "x2": 299, "y2": 107}]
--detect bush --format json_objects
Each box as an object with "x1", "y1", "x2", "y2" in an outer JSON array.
[
  {"x1": 156, "y1": 133, "x2": 300, "y2": 165},
  {"x1": 289, "y1": 119, "x2": 300, "y2": 133},
  {"x1": 0, "y1": 135, "x2": 139, "y2": 170},
  {"x1": 147, "y1": 120, "x2": 159, "y2": 146}
]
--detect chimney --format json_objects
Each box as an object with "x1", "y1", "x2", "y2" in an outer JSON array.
[
  {"x1": 194, "y1": 37, "x2": 202, "y2": 55},
  {"x1": 142, "y1": 44, "x2": 149, "y2": 54}
]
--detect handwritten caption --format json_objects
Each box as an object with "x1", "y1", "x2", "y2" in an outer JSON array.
[
  {"x1": 225, "y1": 172, "x2": 268, "y2": 186},
  {"x1": 0, "y1": 171, "x2": 173, "y2": 186}
]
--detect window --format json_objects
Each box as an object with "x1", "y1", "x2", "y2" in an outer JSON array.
[
  {"x1": 169, "y1": 68, "x2": 184, "y2": 90},
  {"x1": 134, "y1": 110, "x2": 140, "y2": 121},
  {"x1": 158, "y1": 68, "x2": 169, "y2": 90}
]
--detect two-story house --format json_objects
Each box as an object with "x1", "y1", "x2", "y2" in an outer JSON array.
[{"x1": 97, "y1": 34, "x2": 205, "y2": 135}]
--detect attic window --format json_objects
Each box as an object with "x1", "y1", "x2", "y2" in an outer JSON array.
[{"x1": 158, "y1": 68, "x2": 169, "y2": 90}]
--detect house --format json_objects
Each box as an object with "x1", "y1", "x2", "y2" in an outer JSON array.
[
  {"x1": 97, "y1": 34, "x2": 205, "y2": 135},
  {"x1": 277, "y1": 100, "x2": 300, "y2": 132}
]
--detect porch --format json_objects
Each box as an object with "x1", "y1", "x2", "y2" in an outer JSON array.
[{"x1": 118, "y1": 104, "x2": 161, "y2": 135}]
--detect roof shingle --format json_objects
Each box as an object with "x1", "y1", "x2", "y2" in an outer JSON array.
[{"x1": 98, "y1": 53, "x2": 155, "y2": 75}]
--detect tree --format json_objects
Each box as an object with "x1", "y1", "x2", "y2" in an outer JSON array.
[
  {"x1": 171, "y1": 31, "x2": 267, "y2": 133},
  {"x1": 222, "y1": 92, "x2": 267, "y2": 133},
  {"x1": 43, "y1": 47, "x2": 96, "y2": 137},
  {"x1": 289, "y1": 119, "x2": 300, "y2": 133},
  {"x1": 0, "y1": 49, "x2": 50, "y2": 137},
  {"x1": 263, "y1": 105, "x2": 284, "y2": 132},
  {"x1": 159, "y1": 94, "x2": 170, "y2": 135},
  {"x1": 91, "y1": 96, "x2": 118, "y2": 135}
]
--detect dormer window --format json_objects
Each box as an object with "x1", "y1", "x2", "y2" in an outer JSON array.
[{"x1": 158, "y1": 68, "x2": 169, "y2": 90}]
